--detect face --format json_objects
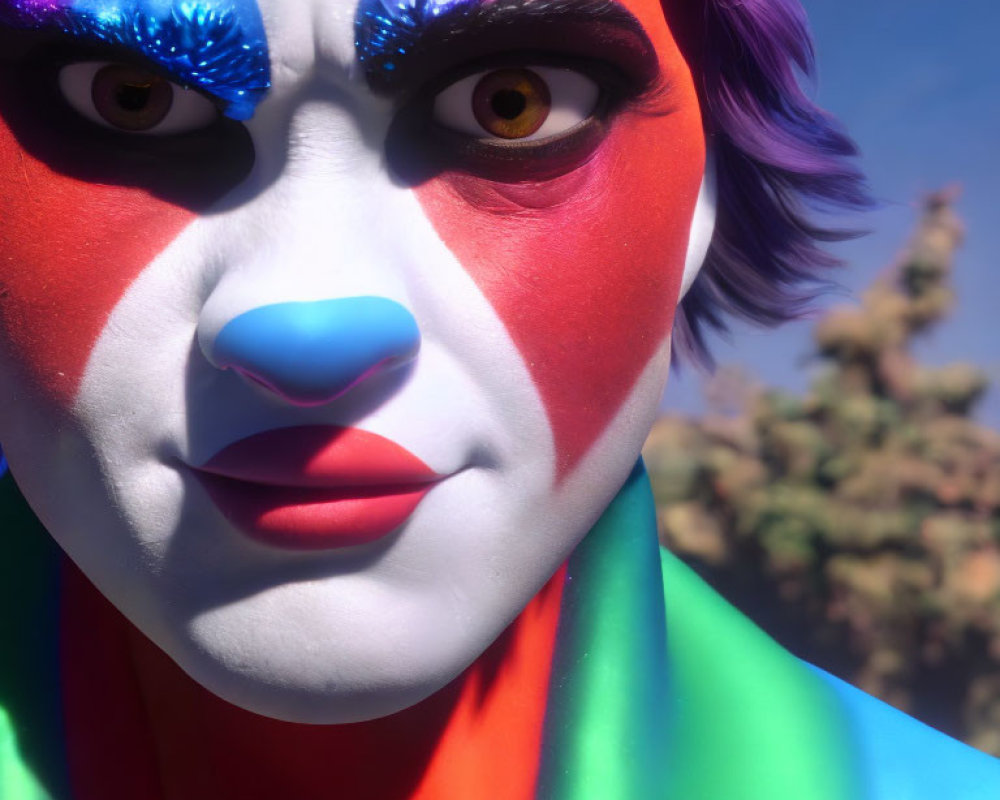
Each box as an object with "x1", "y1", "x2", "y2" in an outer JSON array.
[{"x1": 0, "y1": 0, "x2": 709, "y2": 722}]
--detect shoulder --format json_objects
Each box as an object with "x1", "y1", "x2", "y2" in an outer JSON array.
[
  {"x1": 810, "y1": 666, "x2": 1000, "y2": 800},
  {"x1": 655, "y1": 544, "x2": 1000, "y2": 800}
]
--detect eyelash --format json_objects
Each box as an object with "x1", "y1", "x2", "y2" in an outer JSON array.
[
  {"x1": 381, "y1": 51, "x2": 655, "y2": 181},
  {"x1": 0, "y1": 7, "x2": 270, "y2": 120},
  {"x1": 21, "y1": 41, "x2": 216, "y2": 110},
  {"x1": 14, "y1": 38, "x2": 662, "y2": 188},
  {"x1": 57, "y1": 61, "x2": 223, "y2": 135}
]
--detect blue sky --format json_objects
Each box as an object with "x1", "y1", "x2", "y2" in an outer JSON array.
[{"x1": 663, "y1": 0, "x2": 1000, "y2": 428}]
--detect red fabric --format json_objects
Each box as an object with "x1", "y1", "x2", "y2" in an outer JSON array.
[
  {"x1": 59, "y1": 559, "x2": 165, "y2": 799},
  {"x1": 60, "y1": 560, "x2": 565, "y2": 800}
]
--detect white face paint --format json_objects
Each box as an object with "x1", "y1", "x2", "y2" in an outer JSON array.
[{"x1": 0, "y1": 0, "x2": 713, "y2": 722}]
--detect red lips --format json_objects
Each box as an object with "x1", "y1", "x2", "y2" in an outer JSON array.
[{"x1": 193, "y1": 426, "x2": 441, "y2": 550}]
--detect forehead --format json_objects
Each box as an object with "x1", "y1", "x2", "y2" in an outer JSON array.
[{"x1": 263, "y1": 0, "x2": 678, "y2": 78}]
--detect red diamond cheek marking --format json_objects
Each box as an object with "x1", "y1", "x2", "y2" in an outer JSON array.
[
  {"x1": 413, "y1": 88, "x2": 705, "y2": 478},
  {"x1": 0, "y1": 116, "x2": 198, "y2": 409}
]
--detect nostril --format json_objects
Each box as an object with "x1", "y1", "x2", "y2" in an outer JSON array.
[{"x1": 210, "y1": 296, "x2": 420, "y2": 406}]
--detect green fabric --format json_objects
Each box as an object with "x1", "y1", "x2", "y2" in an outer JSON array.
[
  {"x1": 0, "y1": 707, "x2": 53, "y2": 800},
  {"x1": 538, "y1": 461, "x2": 863, "y2": 800},
  {"x1": 659, "y1": 548, "x2": 862, "y2": 800},
  {"x1": 0, "y1": 473, "x2": 66, "y2": 800}
]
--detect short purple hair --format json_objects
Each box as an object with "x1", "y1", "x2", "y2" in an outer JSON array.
[{"x1": 670, "y1": 0, "x2": 870, "y2": 367}]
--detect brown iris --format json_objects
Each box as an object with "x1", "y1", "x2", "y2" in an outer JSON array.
[
  {"x1": 90, "y1": 64, "x2": 174, "y2": 132},
  {"x1": 472, "y1": 68, "x2": 551, "y2": 140}
]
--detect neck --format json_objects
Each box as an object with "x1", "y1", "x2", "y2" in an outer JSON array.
[{"x1": 59, "y1": 560, "x2": 565, "y2": 800}]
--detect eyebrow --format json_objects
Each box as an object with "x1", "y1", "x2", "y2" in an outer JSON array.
[
  {"x1": 354, "y1": 0, "x2": 658, "y2": 94},
  {"x1": 0, "y1": 0, "x2": 271, "y2": 119}
]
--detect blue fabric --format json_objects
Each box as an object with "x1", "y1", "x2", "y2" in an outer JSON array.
[{"x1": 812, "y1": 666, "x2": 1000, "y2": 798}]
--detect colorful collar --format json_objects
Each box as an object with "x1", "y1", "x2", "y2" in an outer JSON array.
[{"x1": 0, "y1": 464, "x2": 861, "y2": 799}]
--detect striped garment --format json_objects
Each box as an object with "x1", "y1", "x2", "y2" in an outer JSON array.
[{"x1": 2, "y1": 464, "x2": 998, "y2": 799}]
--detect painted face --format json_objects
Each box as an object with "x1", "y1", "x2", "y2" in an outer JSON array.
[{"x1": 0, "y1": 0, "x2": 708, "y2": 721}]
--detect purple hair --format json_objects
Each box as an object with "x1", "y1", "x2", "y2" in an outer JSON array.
[{"x1": 670, "y1": 0, "x2": 870, "y2": 367}]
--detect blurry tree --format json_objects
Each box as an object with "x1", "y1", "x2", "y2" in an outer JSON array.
[{"x1": 646, "y1": 191, "x2": 1000, "y2": 755}]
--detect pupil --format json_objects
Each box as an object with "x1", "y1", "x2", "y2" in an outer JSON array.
[
  {"x1": 115, "y1": 82, "x2": 153, "y2": 112},
  {"x1": 491, "y1": 89, "x2": 527, "y2": 120}
]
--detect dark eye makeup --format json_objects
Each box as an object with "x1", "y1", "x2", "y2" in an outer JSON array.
[
  {"x1": 0, "y1": 15, "x2": 668, "y2": 191},
  {"x1": 0, "y1": 37, "x2": 256, "y2": 210},
  {"x1": 386, "y1": 47, "x2": 666, "y2": 184}
]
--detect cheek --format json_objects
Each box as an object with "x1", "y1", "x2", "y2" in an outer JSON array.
[
  {"x1": 0, "y1": 99, "x2": 195, "y2": 408},
  {"x1": 0, "y1": 59, "x2": 256, "y2": 411},
  {"x1": 414, "y1": 96, "x2": 705, "y2": 476}
]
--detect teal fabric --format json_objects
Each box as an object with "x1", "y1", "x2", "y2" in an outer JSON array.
[
  {"x1": 538, "y1": 461, "x2": 862, "y2": 800},
  {"x1": 537, "y1": 461, "x2": 672, "y2": 799},
  {"x1": 537, "y1": 461, "x2": 1000, "y2": 799},
  {"x1": 0, "y1": 472, "x2": 68, "y2": 799}
]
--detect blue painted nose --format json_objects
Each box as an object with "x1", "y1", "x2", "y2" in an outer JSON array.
[{"x1": 212, "y1": 297, "x2": 420, "y2": 405}]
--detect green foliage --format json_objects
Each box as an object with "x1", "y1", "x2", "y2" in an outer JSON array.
[{"x1": 646, "y1": 191, "x2": 1000, "y2": 755}]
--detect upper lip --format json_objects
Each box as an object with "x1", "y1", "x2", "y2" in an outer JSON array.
[{"x1": 193, "y1": 425, "x2": 441, "y2": 489}]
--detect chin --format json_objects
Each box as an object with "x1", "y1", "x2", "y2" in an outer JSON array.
[
  {"x1": 180, "y1": 655, "x2": 451, "y2": 725},
  {"x1": 164, "y1": 627, "x2": 474, "y2": 724},
  {"x1": 153, "y1": 574, "x2": 503, "y2": 724}
]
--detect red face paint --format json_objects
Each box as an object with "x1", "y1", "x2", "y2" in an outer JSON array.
[
  {"x1": 0, "y1": 66, "x2": 253, "y2": 408},
  {"x1": 413, "y1": 0, "x2": 705, "y2": 477}
]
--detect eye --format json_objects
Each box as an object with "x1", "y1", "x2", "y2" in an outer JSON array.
[
  {"x1": 58, "y1": 62, "x2": 219, "y2": 135},
  {"x1": 432, "y1": 66, "x2": 600, "y2": 142}
]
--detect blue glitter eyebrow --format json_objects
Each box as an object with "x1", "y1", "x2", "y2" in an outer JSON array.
[
  {"x1": 355, "y1": 0, "x2": 474, "y2": 79},
  {"x1": 354, "y1": 0, "x2": 654, "y2": 93},
  {"x1": 0, "y1": 0, "x2": 271, "y2": 120}
]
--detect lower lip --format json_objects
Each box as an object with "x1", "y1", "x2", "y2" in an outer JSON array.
[{"x1": 195, "y1": 474, "x2": 437, "y2": 550}]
